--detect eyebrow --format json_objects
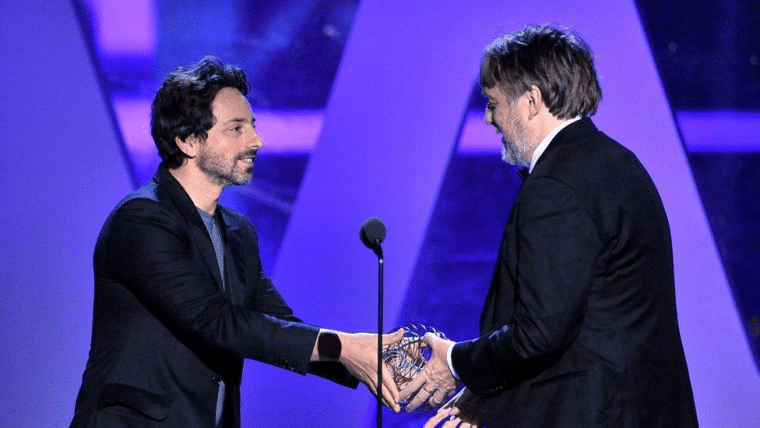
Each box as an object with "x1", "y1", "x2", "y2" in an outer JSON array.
[{"x1": 222, "y1": 117, "x2": 255, "y2": 125}]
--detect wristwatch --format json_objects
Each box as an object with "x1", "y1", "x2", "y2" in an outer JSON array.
[{"x1": 317, "y1": 331, "x2": 342, "y2": 360}]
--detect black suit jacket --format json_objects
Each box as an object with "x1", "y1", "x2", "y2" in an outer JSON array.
[
  {"x1": 452, "y1": 119, "x2": 698, "y2": 427},
  {"x1": 71, "y1": 167, "x2": 356, "y2": 428}
]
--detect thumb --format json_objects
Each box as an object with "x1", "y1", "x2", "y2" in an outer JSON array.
[
  {"x1": 422, "y1": 332, "x2": 439, "y2": 346},
  {"x1": 382, "y1": 328, "x2": 405, "y2": 345}
]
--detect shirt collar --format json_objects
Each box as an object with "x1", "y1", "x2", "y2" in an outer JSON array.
[{"x1": 529, "y1": 116, "x2": 581, "y2": 173}]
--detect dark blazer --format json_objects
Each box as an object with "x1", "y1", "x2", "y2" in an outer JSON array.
[
  {"x1": 452, "y1": 118, "x2": 698, "y2": 427},
  {"x1": 71, "y1": 167, "x2": 356, "y2": 428}
]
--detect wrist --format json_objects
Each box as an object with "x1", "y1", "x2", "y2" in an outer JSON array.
[
  {"x1": 446, "y1": 342, "x2": 460, "y2": 380},
  {"x1": 317, "y1": 330, "x2": 342, "y2": 360}
]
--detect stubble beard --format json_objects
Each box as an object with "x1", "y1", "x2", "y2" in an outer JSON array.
[
  {"x1": 499, "y1": 110, "x2": 533, "y2": 167},
  {"x1": 197, "y1": 148, "x2": 254, "y2": 187}
]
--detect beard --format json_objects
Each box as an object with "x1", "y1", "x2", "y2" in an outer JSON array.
[
  {"x1": 197, "y1": 145, "x2": 256, "y2": 187},
  {"x1": 499, "y1": 109, "x2": 534, "y2": 167}
]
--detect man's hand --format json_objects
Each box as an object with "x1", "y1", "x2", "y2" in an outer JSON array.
[
  {"x1": 334, "y1": 329, "x2": 404, "y2": 412},
  {"x1": 399, "y1": 332, "x2": 458, "y2": 411},
  {"x1": 423, "y1": 388, "x2": 484, "y2": 428}
]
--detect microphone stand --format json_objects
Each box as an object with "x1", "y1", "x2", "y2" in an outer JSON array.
[
  {"x1": 360, "y1": 217, "x2": 387, "y2": 428},
  {"x1": 373, "y1": 242, "x2": 384, "y2": 428}
]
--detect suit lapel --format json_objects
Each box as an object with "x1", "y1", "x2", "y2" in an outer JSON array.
[
  {"x1": 220, "y1": 210, "x2": 245, "y2": 305},
  {"x1": 194, "y1": 223, "x2": 226, "y2": 292},
  {"x1": 479, "y1": 118, "x2": 599, "y2": 334},
  {"x1": 156, "y1": 167, "x2": 225, "y2": 292}
]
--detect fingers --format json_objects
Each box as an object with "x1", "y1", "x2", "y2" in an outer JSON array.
[
  {"x1": 399, "y1": 366, "x2": 426, "y2": 400},
  {"x1": 440, "y1": 388, "x2": 463, "y2": 410},
  {"x1": 404, "y1": 383, "x2": 451, "y2": 411},
  {"x1": 432, "y1": 388, "x2": 450, "y2": 406},
  {"x1": 373, "y1": 371, "x2": 400, "y2": 412},
  {"x1": 364, "y1": 372, "x2": 399, "y2": 412},
  {"x1": 380, "y1": 361, "x2": 400, "y2": 406},
  {"x1": 380, "y1": 387, "x2": 398, "y2": 411},
  {"x1": 443, "y1": 416, "x2": 465, "y2": 428},
  {"x1": 404, "y1": 384, "x2": 457, "y2": 412},
  {"x1": 424, "y1": 407, "x2": 472, "y2": 428},
  {"x1": 399, "y1": 385, "x2": 423, "y2": 410},
  {"x1": 409, "y1": 386, "x2": 435, "y2": 411},
  {"x1": 423, "y1": 409, "x2": 453, "y2": 428},
  {"x1": 339, "y1": 330, "x2": 405, "y2": 411},
  {"x1": 412, "y1": 386, "x2": 447, "y2": 409},
  {"x1": 378, "y1": 361, "x2": 401, "y2": 411}
]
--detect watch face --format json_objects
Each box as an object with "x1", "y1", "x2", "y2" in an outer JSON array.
[{"x1": 318, "y1": 332, "x2": 342, "y2": 360}]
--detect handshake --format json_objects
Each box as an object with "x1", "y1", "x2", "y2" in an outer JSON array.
[
  {"x1": 326, "y1": 325, "x2": 483, "y2": 426},
  {"x1": 382, "y1": 325, "x2": 460, "y2": 412}
]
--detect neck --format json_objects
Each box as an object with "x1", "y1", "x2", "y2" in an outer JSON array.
[
  {"x1": 532, "y1": 112, "x2": 565, "y2": 144},
  {"x1": 168, "y1": 163, "x2": 223, "y2": 214}
]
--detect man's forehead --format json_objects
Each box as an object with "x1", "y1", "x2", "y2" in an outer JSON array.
[{"x1": 212, "y1": 88, "x2": 254, "y2": 120}]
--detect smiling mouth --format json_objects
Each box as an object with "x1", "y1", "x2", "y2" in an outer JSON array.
[{"x1": 238, "y1": 150, "x2": 258, "y2": 164}]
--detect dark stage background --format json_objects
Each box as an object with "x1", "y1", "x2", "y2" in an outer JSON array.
[{"x1": 1, "y1": 0, "x2": 758, "y2": 426}]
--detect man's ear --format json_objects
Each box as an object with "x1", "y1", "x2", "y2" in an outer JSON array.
[
  {"x1": 175, "y1": 135, "x2": 200, "y2": 158},
  {"x1": 525, "y1": 85, "x2": 543, "y2": 119}
]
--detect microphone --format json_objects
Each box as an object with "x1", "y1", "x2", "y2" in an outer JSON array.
[
  {"x1": 360, "y1": 217, "x2": 386, "y2": 428},
  {"x1": 360, "y1": 217, "x2": 386, "y2": 257}
]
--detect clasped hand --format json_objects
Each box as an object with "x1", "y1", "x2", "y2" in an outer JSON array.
[
  {"x1": 337, "y1": 329, "x2": 405, "y2": 412},
  {"x1": 422, "y1": 388, "x2": 483, "y2": 428},
  {"x1": 399, "y1": 332, "x2": 458, "y2": 411}
]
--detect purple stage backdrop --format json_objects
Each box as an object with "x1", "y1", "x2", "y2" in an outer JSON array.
[
  {"x1": 1, "y1": 0, "x2": 758, "y2": 427},
  {"x1": 0, "y1": 1, "x2": 134, "y2": 426}
]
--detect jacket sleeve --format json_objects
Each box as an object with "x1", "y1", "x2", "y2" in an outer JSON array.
[
  {"x1": 230, "y1": 218, "x2": 359, "y2": 387},
  {"x1": 452, "y1": 176, "x2": 601, "y2": 396},
  {"x1": 103, "y1": 198, "x2": 319, "y2": 375}
]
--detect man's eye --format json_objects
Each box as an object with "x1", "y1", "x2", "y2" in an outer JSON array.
[{"x1": 487, "y1": 103, "x2": 496, "y2": 110}]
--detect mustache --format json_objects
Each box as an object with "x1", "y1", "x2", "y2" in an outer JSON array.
[{"x1": 237, "y1": 149, "x2": 259, "y2": 160}]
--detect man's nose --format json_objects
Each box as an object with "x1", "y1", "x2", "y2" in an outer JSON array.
[{"x1": 249, "y1": 127, "x2": 264, "y2": 148}]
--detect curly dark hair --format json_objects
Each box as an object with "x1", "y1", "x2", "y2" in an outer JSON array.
[
  {"x1": 479, "y1": 25, "x2": 602, "y2": 119},
  {"x1": 150, "y1": 56, "x2": 251, "y2": 169}
]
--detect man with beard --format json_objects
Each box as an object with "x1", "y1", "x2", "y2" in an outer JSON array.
[
  {"x1": 70, "y1": 57, "x2": 401, "y2": 428},
  {"x1": 399, "y1": 26, "x2": 698, "y2": 427}
]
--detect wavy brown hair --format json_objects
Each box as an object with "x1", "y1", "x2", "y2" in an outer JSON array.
[
  {"x1": 480, "y1": 25, "x2": 602, "y2": 119},
  {"x1": 150, "y1": 56, "x2": 251, "y2": 169}
]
